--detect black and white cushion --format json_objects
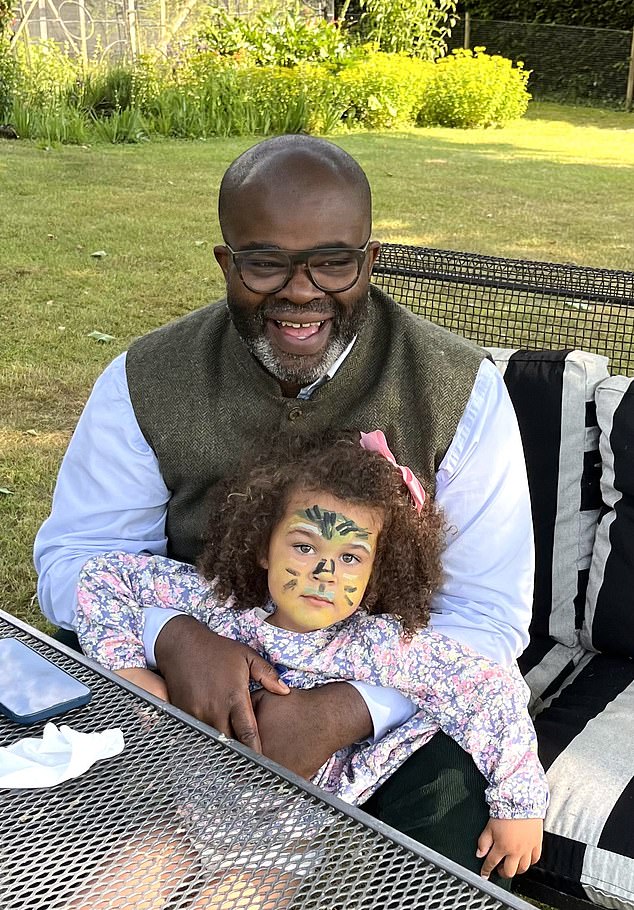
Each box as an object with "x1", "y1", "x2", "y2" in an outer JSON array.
[
  {"x1": 529, "y1": 651, "x2": 634, "y2": 908},
  {"x1": 583, "y1": 376, "x2": 634, "y2": 657},
  {"x1": 487, "y1": 349, "x2": 608, "y2": 673}
]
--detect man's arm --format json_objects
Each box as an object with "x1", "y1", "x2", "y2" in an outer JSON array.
[
  {"x1": 432, "y1": 358, "x2": 534, "y2": 666},
  {"x1": 34, "y1": 353, "x2": 170, "y2": 629}
]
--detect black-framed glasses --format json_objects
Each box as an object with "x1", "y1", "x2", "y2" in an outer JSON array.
[{"x1": 225, "y1": 240, "x2": 372, "y2": 294}]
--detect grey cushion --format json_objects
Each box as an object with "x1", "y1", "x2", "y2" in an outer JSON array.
[
  {"x1": 488, "y1": 348, "x2": 609, "y2": 650},
  {"x1": 583, "y1": 376, "x2": 634, "y2": 658}
]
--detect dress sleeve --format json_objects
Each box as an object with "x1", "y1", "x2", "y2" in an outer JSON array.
[
  {"x1": 75, "y1": 552, "x2": 213, "y2": 670},
  {"x1": 379, "y1": 627, "x2": 549, "y2": 819}
]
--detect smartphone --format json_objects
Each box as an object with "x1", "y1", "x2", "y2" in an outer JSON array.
[{"x1": 0, "y1": 637, "x2": 92, "y2": 725}]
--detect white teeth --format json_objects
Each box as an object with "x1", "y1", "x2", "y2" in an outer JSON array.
[{"x1": 278, "y1": 321, "x2": 323, "y2": 328}]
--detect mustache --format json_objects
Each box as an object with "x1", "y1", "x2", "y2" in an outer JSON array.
[{"x1": 259, "y1": 298, "x2": 338, "y2": 321}]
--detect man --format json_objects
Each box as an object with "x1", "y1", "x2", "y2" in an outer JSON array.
[{"x1": 35, "y1": 135, "x2": 534, "y2": 881}]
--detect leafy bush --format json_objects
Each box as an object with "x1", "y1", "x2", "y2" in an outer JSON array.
[
  {"x1": 354, "y1": 0, "x2": 458, "y2": 59},
  {"x1": 0, "y1": 0, "x2": 12, "y2": 36},
  {"x1": 194, "y1": 3, "x2": 349, "y2": 67},
  {"x1": 338, "y1": 50, "x2": 433, "y2": 128},
  {"x1": 0, "y1": 35, "x2": 18, "y2": 120},
  {"x1": 12, "y1": 40, "x2": 82, "y2": 108},
  {"x1": 238, "y1": 64, "x2": 345, "y2": 134},
  {"x1": 417, "y1": 48, "x2": 530, "y2": 127}
]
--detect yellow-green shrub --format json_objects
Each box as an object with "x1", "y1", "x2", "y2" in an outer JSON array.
[
  {"x1": 337, "y1": 50, "x2": 434, "y2": 129},
  {"x1": 417, "y1": 48, "x2": 530, "y2": 128}
]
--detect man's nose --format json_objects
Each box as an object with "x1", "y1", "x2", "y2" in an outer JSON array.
[{"x1": 279, "y1": 263, "x2": 326, "y2": 303}]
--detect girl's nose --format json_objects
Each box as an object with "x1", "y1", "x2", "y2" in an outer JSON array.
[{"x1": 312, "y1": 558, "x2": 335, "y2": 578}]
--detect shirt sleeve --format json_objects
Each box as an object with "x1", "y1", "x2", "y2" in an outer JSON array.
[
  {"x1": 34, "y1": 353, "x2": 171, "y2": 630},
  {"x1": 431, "y1": 358, "x2": 534, "y2": 666}
]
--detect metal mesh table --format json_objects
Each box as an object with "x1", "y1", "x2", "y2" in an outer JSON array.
[{"x1": 0, "y1": 610, "x2": 536, "y2": 910}]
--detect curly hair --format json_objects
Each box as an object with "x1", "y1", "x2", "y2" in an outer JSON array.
[{"x1": 198, "y1": 431, "x2": 446, "y2": 636}]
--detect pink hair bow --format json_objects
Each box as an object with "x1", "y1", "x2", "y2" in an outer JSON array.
[{"x1": 359, "y1": 430, "x2": 426, "y2": 513}]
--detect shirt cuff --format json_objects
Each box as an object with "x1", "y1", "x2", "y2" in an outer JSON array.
[
  {"x1": 347, "y1": 681, "x2": 418, "y2": 743},
  {"x1": 143, "y1": 607, "x2": 185, "y2": 668}
]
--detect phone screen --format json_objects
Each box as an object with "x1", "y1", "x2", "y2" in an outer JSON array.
[{"x1": 0, "y1": 638, "x2": 92, "y2": 724}]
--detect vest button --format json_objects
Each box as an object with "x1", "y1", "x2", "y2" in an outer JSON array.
[{"x1": 288, "y1": 407, "x2": 302, "y2": 421}]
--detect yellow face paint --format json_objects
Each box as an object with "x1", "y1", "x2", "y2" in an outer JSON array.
[{"x1": 261, "y1": 490, "x2": 382, "y2": 633}]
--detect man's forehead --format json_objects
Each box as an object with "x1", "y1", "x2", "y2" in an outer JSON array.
[{"x1": 225, "y1": 180, "x2": 369, "y2": 249}]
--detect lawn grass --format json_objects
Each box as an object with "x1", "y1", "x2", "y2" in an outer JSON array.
[{"x1": 1, "y1": 100, "x2": 633, "y2": 629}]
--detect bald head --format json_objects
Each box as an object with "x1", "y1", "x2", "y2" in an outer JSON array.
[{"x1": 218, "y1": 135, "x2": 372, "y2": 244}]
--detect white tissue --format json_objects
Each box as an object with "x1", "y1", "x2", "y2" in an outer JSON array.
[{"x1": 0, "y1": 722, "x2": 124, "y2": 789}]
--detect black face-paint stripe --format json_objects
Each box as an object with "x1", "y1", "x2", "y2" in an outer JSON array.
[
  {"x1": 283, "y1": 579, "x2": 298, "y2": 591},
  {"x1": 285, "y1": 568, "x2": 300, "y2": 577},
  {"x1": 336, "y1": 520, "x2": 369, "y2": 539}
]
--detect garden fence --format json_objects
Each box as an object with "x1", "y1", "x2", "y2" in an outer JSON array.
[{"x1": 449, "y1": 16, "x2": 634, "y2": 109}]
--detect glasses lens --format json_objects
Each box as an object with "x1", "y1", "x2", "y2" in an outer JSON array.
[
  {"x1": 307, "y1": 251, "x2": 362, "y2": 291},
  {"x1": 238, "y1": 252, "x2": 291, "y2": 293}
]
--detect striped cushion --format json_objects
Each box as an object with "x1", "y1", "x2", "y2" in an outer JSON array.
[
  {"x1": 488, "y1": 349, "x2": 608, "y2": 649},
  {"x1": 583, "y1": 376, "x2": 634, "y2": 657},
  {"x1": 529, "y1": 652, "x2": 634, "y2": 908}
]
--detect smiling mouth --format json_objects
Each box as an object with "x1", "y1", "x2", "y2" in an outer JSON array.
[{"x1": 267, "y1": 317, "x2": 333, "y2": 351}]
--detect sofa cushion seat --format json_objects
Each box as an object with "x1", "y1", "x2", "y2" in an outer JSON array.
[{"x1": 528, "y1": 652, "x2": 634, "y2": 909}]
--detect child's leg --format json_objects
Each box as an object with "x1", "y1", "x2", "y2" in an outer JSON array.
[
  {"x1": 188, "y1": 869, "x2": 300, "y2": 910},
  {"x1": 60, "y1": 830, "x2": 199, "y2": 910}
]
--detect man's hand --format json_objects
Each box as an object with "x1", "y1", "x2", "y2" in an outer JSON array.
[
  {"x1": 251, "y1": 683, "x2": 373, "y2": 779},
  {"x1": 154, "y1": 615, "x2": 289, "y2": 752},
  {"x1": 477, "y1": 817, "x2": 543, "y2": 879}
]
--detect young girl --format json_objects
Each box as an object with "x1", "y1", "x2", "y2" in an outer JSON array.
[{"x1": 75, "y1": 429, "x2": 546, "y2": 886}]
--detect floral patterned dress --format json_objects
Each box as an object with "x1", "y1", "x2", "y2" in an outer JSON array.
[{"x1": 76, "y1": 552, "x2": 548, "y2": 817}]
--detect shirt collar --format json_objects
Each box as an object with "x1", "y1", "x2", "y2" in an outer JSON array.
[{"x1": 297, "y1": 335, "x2": 357, "y2": 401}]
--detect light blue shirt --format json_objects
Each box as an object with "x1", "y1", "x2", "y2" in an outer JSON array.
[{"x1": 34, "y1": 351, "x2": 534, "y2": 740}]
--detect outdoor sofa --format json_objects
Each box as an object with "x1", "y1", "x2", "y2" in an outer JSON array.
[{"x1": 372, "y1": 245, "x2": 634, "y2": 910}]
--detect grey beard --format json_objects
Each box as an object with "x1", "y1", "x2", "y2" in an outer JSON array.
[
  {"x1": 246, "y1": 331, "x2": 351, "y2": 387},
  {"x1": 227, "y1": 291, "x2": 369, "y2": 387}
]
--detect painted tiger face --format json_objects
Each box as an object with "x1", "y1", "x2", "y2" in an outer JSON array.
[{"x1": 260, "y1": 489, "x2": 382, "y2": 633}]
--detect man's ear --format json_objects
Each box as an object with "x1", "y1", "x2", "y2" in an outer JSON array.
[
  {"x1": 214, "y1": 244, "x2": 231, "y2": 279},
  {"x1": 367, "y1": 240, "x2": 382, "y2": 276}
]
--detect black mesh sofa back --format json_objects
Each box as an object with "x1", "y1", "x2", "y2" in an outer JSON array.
[{"x1": 373, "y1": 243, "x2": 634, "y2": 376}]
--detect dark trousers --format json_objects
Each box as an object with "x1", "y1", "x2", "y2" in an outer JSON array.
[
  {"x1": 54, "y1": 629, "x2": 508, "y2": 887},
  {"x1": 361, "y1": 731, "x2": 511, "y2": 889}
]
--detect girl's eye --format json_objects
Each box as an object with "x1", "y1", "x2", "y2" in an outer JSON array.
[
  {"x1": 341, "y1": 553, "x2": 360, "y2": 565},
  {"x1": 294, "y1": 544, "x2": 313, "y2": 555}
]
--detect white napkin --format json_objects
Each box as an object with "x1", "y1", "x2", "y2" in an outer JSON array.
[{"x1": 0, "y1": 722, "x2": 125, "y2": 789}]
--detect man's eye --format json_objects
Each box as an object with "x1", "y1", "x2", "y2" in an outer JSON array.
[
  {"x1": 294, "y1": 544, "x2": 313, "y2": 555},
  {"x1": 246, "y1": 259, "x2": 285, "y2": 271},
  {"x1": 341, "y1": 553, "x2": 360, "y2": 565},
  {"x1": 314, "y1": 256, "x2": 355, "y2": 270}
]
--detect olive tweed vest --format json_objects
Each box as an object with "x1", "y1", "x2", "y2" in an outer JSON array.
[{"x1": 126, "y1": 287, "x2": 485, "y2": 564}]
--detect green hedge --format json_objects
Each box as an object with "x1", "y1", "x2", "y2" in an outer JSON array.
[
  {"x1": 458, "y1": 0, "x2": 633, "y2": 31},
  {"x1": 4, "y1": 44, "x2": 532, "y2": 143}
]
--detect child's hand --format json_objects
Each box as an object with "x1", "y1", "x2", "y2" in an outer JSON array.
[
  {"x1": 476, "y1": 818, "x2": 543, "y2": 880},
  {"x1": 116, "y1": 667, "x2": 169, "y2": 701}
]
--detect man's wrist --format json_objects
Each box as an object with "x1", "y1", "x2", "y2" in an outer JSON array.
[
  {"x1": 154, "y1": 613, "x2": 208, "y2": 672},
  {"x1": 321, "y1": 682, "x2": 373, "y2": 746}
]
